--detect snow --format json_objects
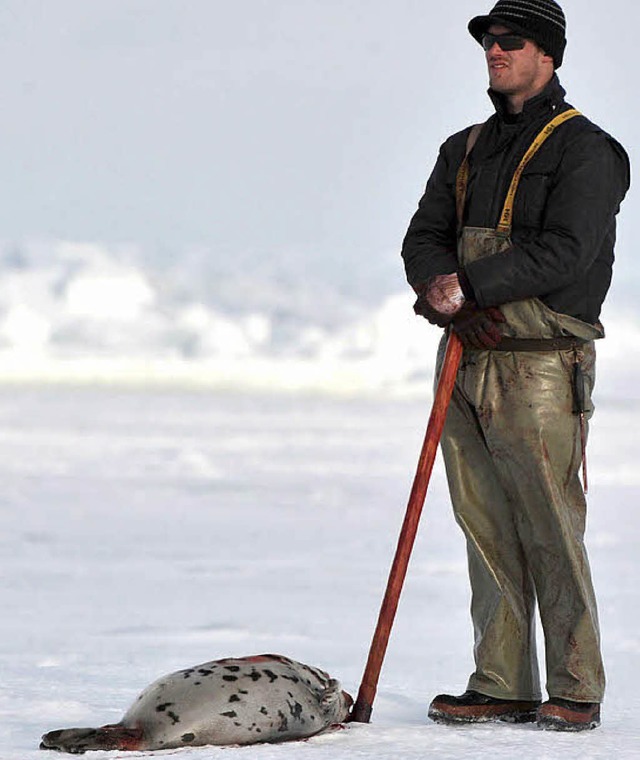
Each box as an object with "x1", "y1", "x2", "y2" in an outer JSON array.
[
  {"x1": 1, "y1": 387, "x2": 639, "y2": 759},
  {"x1": 0, "y1": 240, "x2": 638, "y2": 400},
  {"x1": 0, "y1": 240, "x2": 436, "y2": 392},
  {"x1": 0, "y1": 239, "x2": 638, "y2": 759}
]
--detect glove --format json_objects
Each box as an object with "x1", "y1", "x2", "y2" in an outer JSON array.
[
  {"x1": 413, "y1": 288, "x2": 454, "y2": 327},
  {"x1": 452, "y1": 302, "x2": 506, "y2": 349},
  {"x1": 412, "y1": 274, "x2": 465, "y2": 327},
  {"x1": 424, "y1": 274, "x2": 465, "y2": 316}
]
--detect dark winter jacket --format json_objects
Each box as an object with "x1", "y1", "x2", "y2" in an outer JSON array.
[{"x1": 401, "y1": 76, "x2": 630, "y2": 324}]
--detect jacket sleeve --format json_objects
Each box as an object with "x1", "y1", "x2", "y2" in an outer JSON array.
[
  {"x1": 401, "y1": 131, "x2": 468, "y2": 290},
  {"x1": 464, "y1": 130, "x2": 631, "y2": 308}
]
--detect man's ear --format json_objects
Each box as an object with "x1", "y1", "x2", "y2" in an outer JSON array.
[{"x1": 539, "y1": 47, "x2": 554, "y2": 66}]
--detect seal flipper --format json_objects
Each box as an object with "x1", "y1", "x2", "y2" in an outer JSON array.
[
  {"x1": 319, "y1": 679, "x2": 353, "y2": 723},
  {"x1": 40, "y1": 724, "x2": 143, "y2": 753},
  {"x1": 320, "y1": 679, "x2": 342, "y2": 708}
]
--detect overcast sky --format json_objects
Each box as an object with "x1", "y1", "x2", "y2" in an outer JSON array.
[{"x1": 0, "y1": 1, "x2": 636, "y2": 300}]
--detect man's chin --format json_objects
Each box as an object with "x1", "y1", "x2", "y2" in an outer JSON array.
[{"x1": 488, "y1": 78, "x2": 512, "y2": 95}]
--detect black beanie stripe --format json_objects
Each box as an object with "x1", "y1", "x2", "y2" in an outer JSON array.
[{"x1": 493, "y1": 1, "x2": 565, "y2": 32}]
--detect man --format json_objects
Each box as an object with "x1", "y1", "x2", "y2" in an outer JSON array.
[{"x1": 401, "y1": 0, "x2": 629, "y2": 732}]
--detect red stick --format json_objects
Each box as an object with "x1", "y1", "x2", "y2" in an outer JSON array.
[{"x1": 350, "y1": 332, "x2": 463, "y2": 723}]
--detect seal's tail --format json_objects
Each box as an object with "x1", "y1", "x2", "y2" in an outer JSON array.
[{"x1": 40, "y1": 724, "x2": 143, "y2": 754}]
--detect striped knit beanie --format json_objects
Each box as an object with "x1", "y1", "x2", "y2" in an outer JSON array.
[{"x1": 468, "y1": 0, "x2": 567, "y2": 68}]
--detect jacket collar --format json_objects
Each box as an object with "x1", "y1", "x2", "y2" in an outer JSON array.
[{"x1": 488, "y1": 74, "x2": 566, "y2": 123}]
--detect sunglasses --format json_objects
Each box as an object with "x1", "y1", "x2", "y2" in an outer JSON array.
[{"x1": 481, "y1": 32, "x2": 527, "y2": 51}]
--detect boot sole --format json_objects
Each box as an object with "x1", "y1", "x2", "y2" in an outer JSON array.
[
  {"x1": 537, "y1": 715, "x2": 600, "y2": 732},
  {"x1": 428, "y1": 707, "x2": 538, "y2": 725}
]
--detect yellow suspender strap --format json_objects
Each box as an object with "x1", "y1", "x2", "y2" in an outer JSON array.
[
  {"x1": 496, "y1": 107, "x2": 581, "y2": 234},
  {"x1": 455, "y1": 123, "x2": 483, "y2": 230}
]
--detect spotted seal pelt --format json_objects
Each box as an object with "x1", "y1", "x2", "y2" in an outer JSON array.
[{"x1": 40, "y1": 654, "x2": 353, "y2": 753}]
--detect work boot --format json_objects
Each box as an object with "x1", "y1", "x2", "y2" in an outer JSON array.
[
  {"x1": 536, "y1": 698, "x2": 601, "y2": 731},
  {"x1": 428, "y1": 690, "x2": 540, "y2": 725}
]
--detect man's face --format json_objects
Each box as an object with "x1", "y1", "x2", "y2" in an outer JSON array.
[{"x1": 485, "y1": 23, "x2": 553, "y2": 102}]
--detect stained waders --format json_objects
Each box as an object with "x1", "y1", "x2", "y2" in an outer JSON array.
[{"x1": 438, "y1": 108, "x2": 606, "y2": 703}]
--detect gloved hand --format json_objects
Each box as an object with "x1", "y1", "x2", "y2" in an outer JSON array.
[
  {"x1": 413, "y1": 285, "x2": 454, "y2": 327},
  {"x1": 452, "y1": 302, "x2": 506, "y2": 349},
  {"x1": 412, "y1": 274, "x2": 465, "y2": 326},
  {"x1": 424, "y1": 273, "x2": 465, "y2": 316}
]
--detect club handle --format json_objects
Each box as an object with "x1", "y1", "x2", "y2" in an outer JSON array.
[{"x1": 350, "y1": 332, "x2": 463, "y2": 723}]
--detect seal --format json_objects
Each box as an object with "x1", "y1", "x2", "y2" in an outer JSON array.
[{"x1": 40, "y1": 654, "x2": 353, "y2": 753}]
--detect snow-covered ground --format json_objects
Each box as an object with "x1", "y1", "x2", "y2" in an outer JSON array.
[{"x1": 1, "y1": 387, "x2": 638, "y2": 759}]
